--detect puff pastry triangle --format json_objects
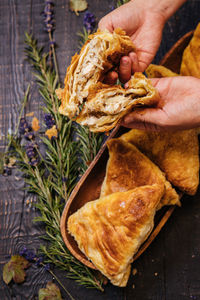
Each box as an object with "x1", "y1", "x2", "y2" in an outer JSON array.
[
  {"x1": 101, "y1": 138, "x2": 180, "y2": 208},
  {"x1": 68, "y1": 184, "x2": 163, "y2": 287},
  {"x1": 180, "y1": 22, "x2": 200, "y2": 77},
  {"x1": 120, "y1": 129, "x2": 199, "y2": 195}
]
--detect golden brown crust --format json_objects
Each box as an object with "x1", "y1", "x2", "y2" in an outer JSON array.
[
  {"x1": 76, "y1": 72, "x2": 160, "y2": 132},
  {"x1": 57, "y1": 29, "x2": 160, "y2": 132},
  {"x1": 100, "y1": 138, "x2": 180, "y2": 208},
  {"x1": 120, "y1": 129, "x2": 199, "y2": 195},
  {"x1": 180, "y1": 23, "x2": 200, "y2": 77},
  {"x1": 146, "y1": 64, "x2": 179, "y2": 78},
  {"x1": 67, "y1": 184, "x2": 163, "y2": 287}
]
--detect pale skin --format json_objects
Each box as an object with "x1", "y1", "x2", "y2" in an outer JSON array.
[{"x1": 98, "y1": 0, "x2": 200, "y2": 131}]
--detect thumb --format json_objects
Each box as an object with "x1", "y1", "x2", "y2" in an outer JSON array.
[
  {"x1": 98, "y1": 16, "x2": 113, "y2": 32},
  {"x1": 121, "y1": 107, "x2": 167, "y2": 131}
]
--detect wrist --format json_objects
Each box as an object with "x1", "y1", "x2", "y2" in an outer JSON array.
[
  {"x1": 130, "y1": 0, "x2": 186, "y2": 23},
  {"x1": 149, "y1": 0, "x2": 187, "y2": 23}
]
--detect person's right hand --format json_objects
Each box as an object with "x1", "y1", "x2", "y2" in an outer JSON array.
[{"x1": 99, "y1": 0, "x2": 186, "y2": 84}]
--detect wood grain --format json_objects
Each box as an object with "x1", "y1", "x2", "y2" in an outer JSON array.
[{"x1": 0, "y1": 0, "x2": 200, "y2": 299}]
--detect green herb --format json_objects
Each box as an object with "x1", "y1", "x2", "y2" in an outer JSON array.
[
  {"x1": 76, "y1": 125, "x2": 105, "y2": 173},
  {"x1": 7, "y1": 32, "x2": 104, "y2": 292},
  {"x1": 3, "y1": 255, "x2": 29, "y2": 285},
  {"x1": 0, "y1": 152, "x2": 5, "y2": 174},
  {"x1": 116, "y1": 0, "x2": 130, "y2": 7},
  {"x1": 77, "y1": 27, "x2": 90, "y2": 49}
]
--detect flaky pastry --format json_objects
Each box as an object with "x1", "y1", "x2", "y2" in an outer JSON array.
[
  {"x1": 68, "y1": 185, "x2": 163, "y2": 287},
  {"x1": 56, "y1": 29, "x2": 160, "y2": 132},
  {"x1": 145, "y1": 64, "x2": 179, "y2": 78},
  {"x1": 120, "y1": 129, "x2": 199, "y2": 195},
  {"x1": 100, "y1": 138, "x2": 180, "y2": 209},
  {"x1": 180, "y1": 22, "x2": 200, "y2": 77}
]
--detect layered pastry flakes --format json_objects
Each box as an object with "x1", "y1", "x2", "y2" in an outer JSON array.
[{"x1": 56, "y1": 29, "x2": 160, "y2": 132}]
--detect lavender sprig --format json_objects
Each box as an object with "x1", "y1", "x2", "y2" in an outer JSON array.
[
  {"x1": 43, "y1": 1, "x2": 55, "y2": 33},
  {"x1": 43, "y1": 0, "x2": 59, "y2": 84},
  {"x1": 23, "y1": 32, "x2": 104, "y2": 291},
  {"x1": 77, "y1": 12, "x2": 96, "y2": 49},
  {"x1": 83, "y1": 12, "x2": 96, "y2": 33}
]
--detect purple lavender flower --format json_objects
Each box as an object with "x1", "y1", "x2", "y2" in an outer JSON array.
[
  {"x1": 25, "y1": 144, "x2": 36, "y2": 159},
  {"x1": 19, "y1": 118, "x2": 31, "y2": 135},
  {"x1": 25, "y1": 250, "x2": 36, "y2": 261},
  {"x1": 19, "y1": 247, "x2": 36, "y2": 261},
  {"x1": 43, "y1": 0, "x2": 54, "y2": 33},
  {"x1": 3, "y1": 167, "x2": 12, "y2": 176},
  {"x1": 19, "y1": 246, "x2": 28, "y2": 256},
  {"x1": 24, "y1": 131, "x2": 35, "y2": 140},
  {"x1": 35, "y1": 256, "x2": 43, "y2": 267},
  {"x1": 29, "y1": 157, "x2": 40, "y2": 167},
  {"x1": 83, "y1": 12, "x2": 96, "y2": 33},
  {"x1": 44, "y1": 263, "x2": 50, "y2": 271},
  {"x1": 44, "y1": 113, "x2": 55, "y2": 129},
  {"x1": 25, "y1": 143, "x2": 39, "y2": 166}
]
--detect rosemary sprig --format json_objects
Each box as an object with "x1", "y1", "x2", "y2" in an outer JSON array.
[
  {"x1": 9, "y1": 128, "x2": 104, "y2": 291},
  {"x1": 76, "y1": 125, "x2": 105, "y2": 173},
  {"x1": 116, "y1": 0, "x2": 130, "y2": 7},
  {"x1": 77, "y1": 27, "x2": 90, "y2": 49},
  {"x1": 20, "y1": 32, "x2": 104, "y2": 290}
]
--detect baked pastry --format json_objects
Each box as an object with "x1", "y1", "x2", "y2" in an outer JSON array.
[
  {"x1": 180, "y1": 22, "x2": 200, "y2": 77},
  {"x1": 120, "y1": 129, "x2": 199, "y2": 195},
  {"x1": 75, "y1": 73, "x2": 159, "y2": 132},
  {"x1": 68, "y1": 184, "x2": 163, "y2": 287},
  {"x1": 145, "y1": 64, "x2": 178, "y2": 78},
  {"x1": 56, "y1": 29, "x2": 160, "y2": 132},
  {"x1": 100, "y1": 138, "x2": 180, "y2": 209}
]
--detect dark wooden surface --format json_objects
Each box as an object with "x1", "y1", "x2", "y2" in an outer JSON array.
[{"x1": 0, "y1": 0, "x2": 200, "y2": 299}]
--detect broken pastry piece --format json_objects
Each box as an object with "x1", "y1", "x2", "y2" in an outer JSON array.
[
  {"x1": 180, "y1": 22, "x2": 200, "y2": 77},
  {"x1": 56, "y1": 29, "x2": 160, "y2": 132},
  {"x1": 120, "y1": 129, "x2": 199, "y2": 195},
  {"x1": 100, "y1": 138, "x2": 180, "y2": 209},
  {"x1": 76, "y1": 73, "x2": 160, "y2": 132},
  {"x1": 68, "y1": 184, "x2": 163, "y2": 287},
  {"x1": 57, "y1": 28, "x2": 135, "y2": 119},
  {"x1": 146, "y1": 64, "x2": 179, "y2": 78}
]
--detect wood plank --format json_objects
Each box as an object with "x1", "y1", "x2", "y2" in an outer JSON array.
[{"x1": 0, "y1": 0, "x2": 200, "y2": 299}]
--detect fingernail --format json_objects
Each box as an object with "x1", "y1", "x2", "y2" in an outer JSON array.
[{"x1": 122, "y1": 58, "x2": 129, "y2": 65}]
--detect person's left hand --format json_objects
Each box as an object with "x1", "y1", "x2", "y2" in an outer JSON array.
[
  {"x1": 98, "y1": 0, "x2": 166, "y2": 84},
  {"x1": 121, "y1": 76, "x2": 200, "y2": 131}
]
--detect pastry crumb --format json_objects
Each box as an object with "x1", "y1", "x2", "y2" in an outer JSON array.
[
  {"x1": 32, "y1": 117, "x2": 40, "y2": 132},
  {"x1": 26, "y1": 112, "x2": 34, "y2": 117},
  {"x1": 132, "y1": 268, "x2": 137, "y2": 276}
]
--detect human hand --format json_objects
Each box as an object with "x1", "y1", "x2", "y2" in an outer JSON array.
[
  {"x1": 99, "y1": 0, "x2": 186, "y2": 84},
  {"x1": 122, "y1": 76, "x2": 200, "y2": 131},
  {"x1": 99, "y1": 0, "x2": 165, "y2": 83}
]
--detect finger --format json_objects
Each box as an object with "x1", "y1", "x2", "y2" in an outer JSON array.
[
  {"x1": 129, "y1": 52, "x2": 139, "y2": 73},
  {"x1": 124, "y1": 82, "x2": 129, "y2": 88},
  {"x1": 122, "y1": 108, "x2": 167, "y2": 130},
  {"x1": 119, "y1": 56, "x2": 132, "y2": 84},
  {"x1": 121, "y1": 120, "x2": 160, "y2": 131},
  {"x1": 103, "y1": 71, "x2": 118, "y2": 84},
  {"x1": 98, "y1": 16, "x2": 113, "y2": 32}
]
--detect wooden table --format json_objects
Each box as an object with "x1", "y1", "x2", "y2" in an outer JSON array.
[{"x1": 0, "y1": 0, "x2": 200, "y2": 299}]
